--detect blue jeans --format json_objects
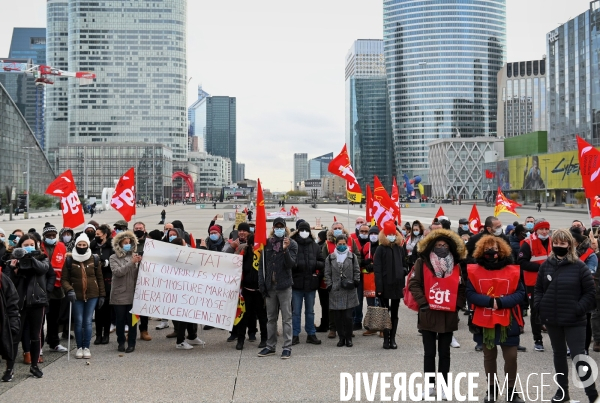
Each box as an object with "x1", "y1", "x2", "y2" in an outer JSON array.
[
  {"x1": 72, "y1": 298, "x2": 98, "y2": 349},
  {"x1": 292, "y1": 289, "x2": 316, "y2": 336}
]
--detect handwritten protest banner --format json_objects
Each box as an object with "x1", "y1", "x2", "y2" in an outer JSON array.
[{"x1": 131, "y1": 239, "x2": 243, "y2": 331}]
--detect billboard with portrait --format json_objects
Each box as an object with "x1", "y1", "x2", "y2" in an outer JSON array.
[{"x1": 508, "y1": 151, "x2": 582, "y2": 190}]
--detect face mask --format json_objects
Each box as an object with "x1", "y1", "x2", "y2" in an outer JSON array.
[
  {"x1": 164, "y1": 230, "x2": 169, "y2": 237},
  {"x1": 552, "y1": 246, "x2": 568, "y2": 257},
  {"x1": 433, "y1": 247, "x2": 449, "y2": 258},
  {"x1": 461, "y1": 225, "x2": 469, "y2": 231},
  {"x1": 10, "y1": 236, "x2": 20, "y2": 247},
  {"x1": 86, "y1": 232, "x2": 95, "y2": 240},
  {"x1": 134, "y1": 230, "x2": 145, "y2": 239},
  {"x1": 336, "y1": 245, "x2": 348, "y2": 253},
  {"x1": 209, "y1": 234, "x2": 220, "y2": 241},
  {"x1": 250, "y1": 227, "x2": 255, "y2": 233},
  {"x1": 525, "y1": 222, "x2": 534, "y2": 230},
  {"x1": 386, "y1": 235, "x2": 397, "y2": 243},
  {"x1": 413, "y1": 231, "x2": 420, "y2": 236},
  {"x1": 45, "y1": 238, "x2": 57, "y2": 245},
  {"x1": 169, "y1": 235, "x2": 177, "y2": 242},
  {"x1": 493, "y1": 228, "x2": 503, "y2": 236},
  {"x1": 401, "y1": 230, "x2": 407, "y2": 236},
  {"x1": 299, "y1": 231, "x2": 310, "y2": 239},
  {"x1": 0, "y1": 237, "x2": 5, "y2": 243},
  {"x1": 95, "y1": 236, "x2": 103, "y2": 244},
  {"x1": 115, "y1": 229, "x2": 122, "y2": 234},
  {"x1": 537, "y1": 234, "x2": 549, "y2": 241},
  {"x1": 333, "y1": 229, "x2": 343, "y2": 237},
  {"x1": 23, "y1": 246, "x2": 36, "y2": 253},
  {"x1": 369, "y1": 234, "x2": 378, "y2": 242},
  {"x1": 483, "y1": 249, "x2": 498, "y2": 260},
  {"x1": 359, "y1": 233, "x2": 368, "y2": 240},
  {"x1": 274, "y1": 228, "x2": 285, "y2": 238},
  {"x1": 75, "y1": 246, "x2": 88, "y2": 255},
  {"x1": 63, "y1": 235, "x2": 72, "y2": 243},
  {"x1": 355, "y1": 224, "x2": 363, "y2": 231},
  {"x1": 123, "y1": 244, "x2": 132, "y2": 252}
]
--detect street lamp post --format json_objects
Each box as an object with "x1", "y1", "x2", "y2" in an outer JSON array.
[
  {"x1": 22, "y1": 147, "x2": 35, "y2": 219},
  {"x1": 543, "y1": 158, "x2": 550, "y2": 209}
]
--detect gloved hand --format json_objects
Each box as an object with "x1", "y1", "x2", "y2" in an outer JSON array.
[
  {"x1": 353, "y1": 280, "x2": 360, "y2": 288},
  {"x1": 67, "y1": 290, "x2": 76, "y2": 304},
  {"x1": 327, "y1": 285, "x2": 332, "y2": 293},
  {"x1": 420, "y1": 304, "x2": 430, "y2": 312},
  {"x1": 97, "y1": 297, "x2": 105, "y2": 309}
]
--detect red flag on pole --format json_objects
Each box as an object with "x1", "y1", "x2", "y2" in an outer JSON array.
[
  {"x1": 591, "y1": 196, "x2": 600, "y2": 218},
  {"x1": 494, "y1": 187, "x2": 521, "y2": 217},
  {"x1": 327, "y1": 144, "x2": 362, "y2": 202},
  {"x1": 366, "y1": 184, "x2": 374, "y2": 225},
  {"x1": 110, "y1": 167, "x2": 136, "y2": 222},
  {"x1": 391, "y1": 177, "x2": 401, "y2": 224},
  {"x1": 435, "y1": 207, "x2": 445, "y2": 219},
  {"x1": 576, "y1": 135, "x2": 600, "y2": 199},
  {"x1": 372, "y1": 176, "x2": 395, "y2": 229},
  {"x1": 45, "y1": 169, "x2": 85, "y2": 229},
  {"x1": 468, "y1": 204, "x2": 481, "y2": 234},
  {"x1": 253, "y1": 179, "x2": 267, "y2": 252}
]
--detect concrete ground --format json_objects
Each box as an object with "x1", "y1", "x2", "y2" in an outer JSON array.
[{"x1": 0, "y1": 203, "x2": 598, "y2": 402}]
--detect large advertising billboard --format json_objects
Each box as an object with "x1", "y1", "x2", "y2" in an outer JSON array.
[{"x1": 508, "y1": 150, "x2": 582, "y2": 190}]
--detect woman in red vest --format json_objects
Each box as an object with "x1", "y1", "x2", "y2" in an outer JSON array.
[
  {"x1": 408, "y1": 229, "x2": 466, "y2": 400},
  {"x1": 466, "y1": 236, "x2": 525, "y2": 403}
]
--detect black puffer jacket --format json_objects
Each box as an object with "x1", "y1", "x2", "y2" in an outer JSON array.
[
  {"x1": 290, "y1": 230, "x2": 324, "y2": 291},
  {"x1": 91, "y1": 237, "x2": 114, "y2": 278},
  {"x1": 0, "y1": 272, "x2": 20, "y2": 361},
  {"x1": 4, "y1": 251, "x2": 51, "y2": 309},
  {"x1": 534, "y1": 256, "x2": 596, "y2": 327},
  {"x1": 373, "y1": 231, "x2": 405, "y2": 300},
  {"x1": 258, "y1": 228, "x2": 298, "y2": 294}
]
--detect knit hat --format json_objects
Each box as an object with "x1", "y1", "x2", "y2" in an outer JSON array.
[
  {"x1": 43, "y1": 222, "x2": 58, "y2": 235},
  {"x1": 295, "y1": 219, "x2": 307, "y2": 229},
  {"x1": 273, "y1": 217, "x2": 286, "y2": 227},
  {"x1": 28, "y1": 228, "x2": 37, "y2": 234},
  {"x1": 459, "y1": 218, "x2": 468, "y2": 225},
  {"x1": 570, "y1": 227, "x2": 587, "y2": 244},
  {"x1": 237, "y1": 222, "x2": 251, "y2": 232},
  {"x1": 148, "y1": 229, "x2": 164, "y2": 240},
  {"x1": 533, "y1": 219, "x2": 550, "y2": 232},
  {"x1": 114, "y1": 219, "x2": 128, "y2": 228},
  {"x1": 84, "y1": 224, "x2": 96, "y2": 232},
  {"x1": 297, "y1": 221, "x2": 311, "y2": 232},
  {"x1": 74, "y1": 233, "x2": 90, "y2": 247},
  {"x1": 383, "y1": 221, "x2": 396, "y2": 236},
  {"x1": 0, "y1": 228, "x2": 5, "y2": 236},
  {"x1": 317, "y1": 230, "x2": 327, "y2": 242},
  {"x1": 209, "y1": 225, "x2": 222, "y2": 234},
  {"x1": 368, "y1": 226, "x2": 380, "y2": 235},
  {"x1": 505, "y1": 224, "x2": 515, "y2": 235}
]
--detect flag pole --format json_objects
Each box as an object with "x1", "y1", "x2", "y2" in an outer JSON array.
[
  {"x1": 587, "y1": 198, "x2": 593, "y2": 228},
  {"x1": 347, "y1": 197, "x2": 350, "y2": 229}
]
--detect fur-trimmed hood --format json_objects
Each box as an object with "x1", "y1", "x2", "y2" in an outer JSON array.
[
  {"x1": 417, "y1": 229, "x2": 466, "y2": 260},
  {"x1": 326, "y1": 227, "x2": 350, "y2": 243},
  {"x1": 378, "y1": 230, "x2": 405, "y2": 247},
  {"x1": 268, "y1": 227, "x2": 291, "y2": 238},
  {"x1": 112, "y1": 230, "x2": 139, "y2": 258}
]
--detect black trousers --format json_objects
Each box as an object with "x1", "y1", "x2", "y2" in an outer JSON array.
[
  {"x1": 174, "y1": 321, "x2": 197, "y2": 344},
  {"x1": 333, "y1": 308, "x2": 353, "y2": 339},
  {"x1": 139, "y1": 316, "x2": 149, "y2": 332},
  {"x1": 46, "y1": 298, "x2": 63, "y2": 348},
  {"x1": 421, "y1": 330, "x2": 452, "y2": 384},
  {"x1": 236, "y1": 288, "x2": 267, "y2": 341},
  {"x1": 317, "y1": 288, "x2": 329, "y2": 328},
  {"x1": 8, "y1": 306, "x2": 45, "y2": 370},
  {"x1": 527, "y1": 286, "x2": 542, "y2": 342},
  {"x1": 95, "y1": 280, "x2": 111, "y2": 337}
]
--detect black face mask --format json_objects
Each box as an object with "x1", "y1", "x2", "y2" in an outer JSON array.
[
  {"x1": 134, "y1": 230, "x2": 145, "y2": 239},
  {"x1": 75, "y1": 246, "x2": 88, "y2": 255},
  {"x1": 433, "y1": 247, "x2": 450, "y2": 258},
  {"x1": 483, "y1": 249, "x2": 498, "y2": 261},
  {"x1": 86, "y1": 232, "x2": 95, "y2": 241},
  {"x1": 552, "y1": 246, "x2": 568, "y2": 257},
  {"x1": 94, "y1": 236, "x2": 103, "y2": 244}
]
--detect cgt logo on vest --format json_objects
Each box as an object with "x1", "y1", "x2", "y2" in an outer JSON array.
[{"x1": 429, "y1": 282, "x2": 450, "y2": 306}]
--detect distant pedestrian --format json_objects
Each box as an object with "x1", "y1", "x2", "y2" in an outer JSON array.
[
  {"x1": 536, "y1": 202, "x2": 542, "y2": 212},
  {"x1": 159, "y1": 209, "x2": 166, "y2": 225}
]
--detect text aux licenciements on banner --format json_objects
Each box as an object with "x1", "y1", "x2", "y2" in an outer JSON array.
[{"x1": 131, "y1": 239, "x2": 243, "y2": 331}]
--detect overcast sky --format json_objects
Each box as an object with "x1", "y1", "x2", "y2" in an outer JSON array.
[{"x1": 0, "y1": 0, "x2": 593, "y2": 191}]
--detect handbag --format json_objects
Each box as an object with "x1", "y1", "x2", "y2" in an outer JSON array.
[
  {"x1": 402, "y1": 266, "x2": 420, "y2": 311},
  {"x1": 363, "y1": 298, "x2": 392, "y2": 331}
]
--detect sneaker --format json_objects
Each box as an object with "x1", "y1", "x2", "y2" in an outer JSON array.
[
  {"x1": 292, "y1": 336, "x2": 300, "y2": 345},
  {"x1": 450, "y1": 336, "x2": 460, "y2": 348},
  {"x1": 281, "y1": 349, "x2": 291, "y2": 359},
  {"x1": 517, "y1": 345, "x2": 527, "y2": 352},
  {"x1": 566, "y1": 348, "x2": 570, "y2": 357},
  {"x1": 475, "y1": 343, "x2": 483, "y2": 352},
  {"x1": 29, "y1": 366, "x2": 43, "y2": 379},
  {"x1": 1, "y1": 369, "x2": 14, "y2": 382},
  {"x1": 110, "y1": 324, "x2": 116, "y2": 333},
  {"x1": 176, "y1": 341, "x2": 193, "y2": 350},
  {"x1": 257, "y1": 348, "x2": 275, "y2": 357},
  {"x1": 248, "y1": 333, "x2": 257, "y2": 342},
  {"x1": 75, "y1": 348, "x2": 84, "y2": 359},
  {"x1": 534, "y1": 342, "x2": 544, "y2": 352},
  {"x1": 187, "y1": 337, "x2": 205, "y2": 346},
  {"x1": 125, "y1": 325, "x2": 129, "y2": 333},
  {"x1": 83, "y1": 348, "x2": 91, "y2": 359},
  {"x1": 51, "y1": 344, "x2": 68, "y2": 353},
  {"x1": 440, "y1": 389, "x2": 448, "y2": 401},
  {"x1": 227, "y1": 333, "x2": 237, "y2": 342},
  {"x1": 156, "y1": 321, "x2": 169, "y2": 330},
  {"x1": 422, "y1": 387, "x2": 435, "y2": 399}
]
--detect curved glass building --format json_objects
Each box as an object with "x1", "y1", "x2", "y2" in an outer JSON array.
[{"x1": 383, "y1": 0, "x2": 506, "y2": 175}]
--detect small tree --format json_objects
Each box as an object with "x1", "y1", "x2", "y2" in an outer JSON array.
[
  {"x1": 29, "y1": 194, "x2": 55, "y2": 209},
  {"x1": 286, "y1": 190, "x2": 308, "y2": 197},
  {"x1": 574, "y1": 191, "x2": 586, "y2": 205}
]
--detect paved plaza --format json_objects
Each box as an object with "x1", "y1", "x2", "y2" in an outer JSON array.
[{"x1": 0, "y1": 203, "x2": 597, "y2": 402}]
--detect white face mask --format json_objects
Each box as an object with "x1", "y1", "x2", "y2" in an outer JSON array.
[
  {"x1": 356, "y1": 224, "x2": 363, "y2": 231},
  {"x1": 299, "y1": 231, "x2": 310, "y2": 239},
  {"x1": 386, "y1": 235, "x2": 396, "y2": 243},
  {"x1": 493, "y1": 228, "x2": 503, "y2": 236},
  {"x1": 413, "y1": 230, "x2": 420, "y2": 236},
  {"x1": 369, "y1": 234, "x2": 378, "y2": 242},
  {"x1": 537, "y1": 234, "x2": 549, "y2": 240},
  {"x1": 359, "y1": 233, "x2": 368, "y2": 240}
]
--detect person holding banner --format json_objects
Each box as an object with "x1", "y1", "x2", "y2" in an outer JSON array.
[
  {"x1": 109, "y1": 231, "x2": 141, "y2": 353},
  {"x1": 534, "y1": 229, "x2": 598, "y2": 403},
  {"x1": 408, "y1": 229, "x2": 467, "y2": 400},
  {"x1": 466, "y1": 236, "x2": 525, "y2": 403}
]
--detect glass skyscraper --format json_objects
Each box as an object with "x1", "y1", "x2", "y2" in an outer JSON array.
[
  {"x1": 8, "y1": 28, "x2": 46, "y2": 64},
  {"x1": 206, "y1": 96, "x2": 237, "y2": 181},
  {"x1": 345, "y1": 39, "x2": 394, "y2": 190},
  {"x1": 308, "y1": 152, "x2": 333, "y2": 179},
  {"x1": 383, "y1": 0, "x2": 506, "y2": 175}
]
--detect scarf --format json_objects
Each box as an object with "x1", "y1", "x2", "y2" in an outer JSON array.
[
  {"x1": 406, "y1": 235, "x2": 421, "y2": 252},
  {"x1": 336, "y1": 249, "x2": 348, "y2": 264},
  {"x1": 429, "y1": 251, "x2": 454, "y2": 278},
  {"x1": 72, "y1": 248, "x2": 91, "y2": 263}
]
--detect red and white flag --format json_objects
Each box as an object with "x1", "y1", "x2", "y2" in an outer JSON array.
[
  {"x1": 391, "y1": 177, "x2": 401, "y2": 224},
  {"x1": 45, "y1": 170, "x2": 85, "y2": 229},
  {"x1": 110, "y1": 167, "x2": 136, "y2": 222},
  {"x1": 468, "y1": 204, "x2": 481, "y2": 234},
  {"x1": 577, "y1": 136, "x2": 600, "y2": 199},
  {"x1": 327, "y1": 144, "x2": 362, "y2": 202},
  {"x1": 435, "y1": 207, "x2": 445, "y2": 219},
  {"x1": 372, "y1": 176, "x2": 395, "y2": 229}
]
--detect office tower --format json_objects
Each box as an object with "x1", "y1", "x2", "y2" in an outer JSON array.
[
  {"x1": 383, "y1": 0, "x2": 506, "y2": 175},
  {"x1": 8, "y1": 28, "x2": 46, "y2": 64},
  {"x1": 294, "y1": 153, "x2": 308, "y2": 190},
  {"x1": 236, "y1": 162, "x2": 245, "y2": 182},
  {"x1": 188, "y1": 85, "x2": 210, "y2": 152},
  {"x1": 206, "y1": 96, "x2": 237, "y2": 181},
  {"x1": 308, "y1": 152, "x2": 333, "y2": 179},
  {"x1": 345, "y1": 39, "x2": 394, "y2": 189}
]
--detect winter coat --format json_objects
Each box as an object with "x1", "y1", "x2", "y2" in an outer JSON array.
[
  {"x1": 408, "y1": 229, "x2": 467, "y2": 334},
  {"x1": 290, "y1": 230, "x2": 324, "y2": 291},
  {"x1": 320, "y1": 228, "x2": 362, "y2": 266},
  {"x1": 91, "y1": 237, "x2": 114, "y2": 278},
  {"x1": 373, "y1": 231, "x2": 405, "y2": 300},
  {"x1": 110, "y1": 231, "x2": 139, "y2": 305},
  {"x1": 205, "y1": 234, "x2": 226, "y2": 251},
  {"x1": 0, "y1": 271, "x2": 20, "y2": 361},
  {"x1": 59, "y1": 227, "x2": 75, "y2": 252},
  {"x1": 324, "y1": 251, "x2": 360, "y2": 310},
  {"x1": 258, "y1": 228, "x2": 298, "y2": 294},
  {"x1": 62, "y1": 254, "x2": 105, "y2": 302},
  {"x1": 508, "y1": 234, "x2": 522, "y2": 262},
  {"x1": 577, "y1": 239, "x2": 597, "y2": 273},
  {"x1": 233, "y1": 235, "x2": 259, "y2": 290},
  {"x1": 534, "y1": 256, "x2": 596, "y2": 327},
  {"x1": 4, "y1": 250, "x2": 51, "y2": 309},
  {"x1": 403, "y1": 234, "x2": 423, "y2": 268}
]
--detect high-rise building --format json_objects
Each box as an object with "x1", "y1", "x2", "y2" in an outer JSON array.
[
  {"x1": 383, "y1": 0, "x2": 506, "y2": 175},
  {"x1": 206, "y1": 96, "x2": 237, "y2": 181},
  {"x1": 236, "y1": 162, "x2": 246, "y2": 182},
  {"x1": 345, "y1": 39, "x2": 394, "y2": 190},
  {"x1": 497, "y1": 59, "x2": 547, "y2": 138},
  {"x1": 547, "y1": 1, "x2": 600, "y2": 151},
  {"x1": 188, "y1": 85, "x2": 210, "y2": 152},
  {"x1": 308, "y1": 152, "x2": 333, "y2": 179},
  {"x1": 8, "y1": 28, "x2": 46, "y2": 64},
  {"x1": 46, "y1": 0, "x2": 188, "y2": 169},
  {"x1": 293, "y1": 153, "x2": 308, "y2": 190},
  {"x1": 188, "y1": 151, "x2": 232, "y2": 197}
]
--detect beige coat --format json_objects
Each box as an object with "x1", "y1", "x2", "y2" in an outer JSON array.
[{"x1": 109, "y1": 231, "x2": 139, "y2": 305}]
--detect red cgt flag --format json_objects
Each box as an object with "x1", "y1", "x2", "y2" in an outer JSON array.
[
  {"x1": 591, "y1": 196, "x2": 600, "y2": 218},
  {"x1": 468, "y1": 204, "x2": 481, "y2": 234},
  {"x1": 372, "y1": 176, "x2": 395, "y2": 229},
  {"x1": 45, "y1": 170, "x2": 85, "y2": 229},
  {"x1": 494, "y1": 187, "x2": 521, "y2": 217},
  {"x1": 328, "y1": 144, "x2": 362, "y2": 203},
  {"x1": 576, "y1": 136, "x2": 600, "y2": 199},
  {"x1": 366, "y1": 184, "x2": 374, "y2": 225},
  {"x1": 110, "y1": 167, "x2": 136, "y2": 222},
  {"x1": 435, "y1": 206, "x2": 445, "y2": 219},
  {"x1": 253, "y1": 179, "x2": 267, "y2": 253},
  {"x1": 391, "y1": 177, "x2": 401, "y2": 224}
]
